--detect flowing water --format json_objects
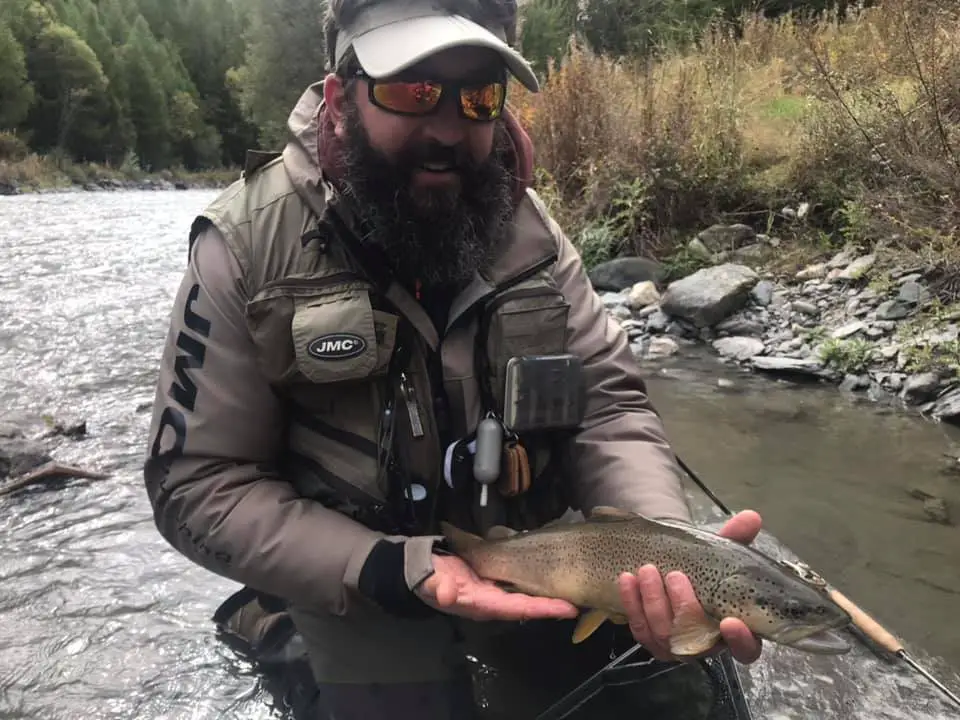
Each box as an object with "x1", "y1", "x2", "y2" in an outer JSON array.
[{"x1": 0, "y1": 190, "x2": 958, "y2": 719}]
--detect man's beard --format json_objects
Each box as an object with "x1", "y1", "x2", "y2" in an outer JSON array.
[{"x1": 337, "y1": 101, "x2": 515, "y2": 290}]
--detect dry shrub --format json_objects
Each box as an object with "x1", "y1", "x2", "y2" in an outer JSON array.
[
  {"x1": 0, "y1": 132, "x2": 29, "y2": 162},
  {"x1": 510, "y1": 0, "x2": 960, "y2": 270},
  {"x1": 509, "y1": 28, "x2": 801, "y2": 260},
  {"x1": 0, "y1": 153, "x2": 49, "y2": 186}
]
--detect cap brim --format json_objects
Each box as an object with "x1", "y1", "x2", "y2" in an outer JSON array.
[{"x1": 352, "y1": 14, "x2": 540, "y2": 93}]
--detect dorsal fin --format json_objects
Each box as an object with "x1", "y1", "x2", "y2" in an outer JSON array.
[
  {"x1": 486, "y1": 525, "x2": 520, "y2": 540},
  {"x1": 588, "y1": 505, "x2": 640, "y2": 522}
]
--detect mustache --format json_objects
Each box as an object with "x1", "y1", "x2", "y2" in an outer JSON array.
[{"x1": 400, "y1": 141, "x2": 475, "y2": 170}]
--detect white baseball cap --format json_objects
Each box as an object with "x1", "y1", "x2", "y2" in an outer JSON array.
[{"x1": 333, "y1": 0, "x2": 540, "y2": 92}]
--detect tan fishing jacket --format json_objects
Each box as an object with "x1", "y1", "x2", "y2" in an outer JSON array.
[{"x1": 143, "y1": 83, "x2": 690, "y2": 621}]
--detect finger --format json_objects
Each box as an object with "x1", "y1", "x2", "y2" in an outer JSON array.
[
  {"x1": 467, "y1": 585, "x2": 577, "y2": 621},
  {"x1": 618, "y1": 572, "x2": 650, "y2": 642},
  {"x1": 718, "y1": 510, "x2": 762, "y2": 544},
  {"x1": 719, "y1": 618, "x2": 763, "y2": 664},
  {"x1": 663, "y1": 571, "x2": 701, "y2": 620},
  {"x1": 634, "y1": 565, "x2": 674, "y2": 654},
  {"x1": 664, "y1": 571, "x2": 722, "y2": 657},
  {"x1": 431, "y1": 574, "x2": 459, "y2": 608}
]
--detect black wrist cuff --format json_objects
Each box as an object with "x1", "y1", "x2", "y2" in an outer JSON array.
[{"x1": 357, "y1": 539, "x2": 438, "y2": 619}]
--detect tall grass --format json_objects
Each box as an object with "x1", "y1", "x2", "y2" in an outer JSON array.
[{"x1": 509, "y1": 0, "x2": 960, "y2": 275}]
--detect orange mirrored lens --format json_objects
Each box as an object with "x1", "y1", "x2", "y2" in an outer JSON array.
[
  {"x1": 461, "y1": 83, "x2": 506, "y2": 120},
  {"x1": 372, "y1": 81, "x2": 442, "y2": 114}
]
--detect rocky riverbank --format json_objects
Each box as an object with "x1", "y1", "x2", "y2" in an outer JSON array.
[
  {"x1": 0, "y1": 175, "x2": 231, "y2": 196},
  {"x1": 589, "y1": 223, "x2": 960, "y2": 432}
]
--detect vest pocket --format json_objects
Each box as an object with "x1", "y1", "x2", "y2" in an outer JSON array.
[
  {"x1": 291, "y1": 289, "x2": 380, "y2": 383},
  {"x1": 246, "y1": 277, "x2": 397, "y2": 386},
  {"x1": 482, "y1": 286, "x2": 571, "y2": 414}
]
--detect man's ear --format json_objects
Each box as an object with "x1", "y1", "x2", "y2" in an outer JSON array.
[{"x1": 323, "y1": 73, "x2": 348, "y2": 139}]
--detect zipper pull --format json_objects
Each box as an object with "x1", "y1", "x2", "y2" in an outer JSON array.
[{"x1": 399, "y1": 371, "x2": 425, "y2": 438}]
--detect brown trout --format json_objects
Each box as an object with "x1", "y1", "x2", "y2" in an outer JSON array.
[{"x1": 440, "y1": 506, "x2": 853, "y2": 656}]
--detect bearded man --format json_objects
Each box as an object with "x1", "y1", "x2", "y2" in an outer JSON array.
[{"x1": 142, "y1": 0, "x2": 764, "y2": 717}]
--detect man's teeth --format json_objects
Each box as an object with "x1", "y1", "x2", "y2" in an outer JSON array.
[{"x1": 421, "y1": 161, "x2": 454, "y2": 171}]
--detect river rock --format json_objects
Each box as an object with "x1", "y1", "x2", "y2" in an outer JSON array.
[
  {"x1": 876, "y1": 299, "x2": 914, "y2": 321},
  {"x1": 713, "y1": 336, "x2": 765, "y2": 361},
  {"x1": 645, "y1": 337, "x2": 680, "y2": 359},
  {"x1": 696, "y1": 223, "x2": 756, "y2": 252},
  {"x1": 601, "y1": 291, "x2": 628, "y2": 308},
  {"x1": 0, "y1": 437, "x2": 53, "y2": 478},
  {"x1": 831, "y1": 321, "x2": 866, "y2": 339},
  {"x1": 660, "y1": 263, "x2": 758, "y2": 328},
  {"x1": 901, "y1": 373, "x2": 941, "y2": 405},
  {"x1": 898, "y1": 280, "x2": 931, "y2": 306},
  {"x1": 839, "y1": 373, "x2": 871, "y2": 392},
  {"x1": 43, "y1": 419, "x2": 88, "y2": 440},
  {"x1": 715, "y1": 316, "x2": 766, "y2": 337},
  {"x1": 687, "y1": 238, "x2": 712, "y2": 261},
  {"x1": 626, "y1": 281, "x2": 660, "y2": 310},
  {"x1": 589, "y1": 257, "x2": 665, "y2": 292},
  {"x1": 750, "y1": 355, "x2": 829, "y2": 379},
  {"x1": 875, "y1": 372, "x2": 905, "y2": 391},
  {"x1": 729, "y1": 244, "x2": 764, "y2": 263},
  {"x1": 796, "y1": 263, "x2": 827, "y2": 281},
  {"x1": 646, "y1": 309, "x2": 670, "y2": 333},
  {"x1": 922, "y1": 497, "x2": 951, "y2": 525},
  {"x1": 927, "y1": 386, "x2": 960, "y2": 422},
  {"x1": 0, "y1": 181, "x2": 19, "y2": 196},
  {"x1": 751, "y1": 280, "x2": 774, "y2": 306},
  {"x1": 827, "y1": 249, "x2": 855, "y2": 269},
  {"x1": 791, "y1": 300, "x2": 819, "y2": 317},
  {"x1": 837, "y1": 254, "x2": 876, "y2": 280}
]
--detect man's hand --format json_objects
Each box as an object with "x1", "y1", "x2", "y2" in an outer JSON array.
[
  {"x1": 616, "y1": 510, "x2": 764, "y2": 664},
  {"x1": 415, "y1": 553, "x2": 579, "y2": 622}
]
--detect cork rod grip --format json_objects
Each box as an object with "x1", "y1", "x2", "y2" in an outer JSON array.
[{"x1": 829, "y1": 588, "x2": 904, "y2": 654}]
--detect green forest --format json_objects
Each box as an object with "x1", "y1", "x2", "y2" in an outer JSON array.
[{"x1": 0, "y1": 0, "x2": 854, "y2": 175}]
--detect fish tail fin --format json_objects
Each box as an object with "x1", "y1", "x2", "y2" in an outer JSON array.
[{"x1": 439, "y1": 522, "x2": 485, "y2": 554}]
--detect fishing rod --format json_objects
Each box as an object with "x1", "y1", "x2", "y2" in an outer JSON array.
[{"x1": 677, "y1": 454, "x2": 960, "y2": 712}]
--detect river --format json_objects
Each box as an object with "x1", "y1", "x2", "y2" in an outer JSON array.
[{"x1": 0, "y1": 189, "x2": 958, "y2": 719}]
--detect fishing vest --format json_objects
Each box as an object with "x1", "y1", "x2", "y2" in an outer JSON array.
[{"x1": 188, "y1": 151, "x2": 575, "y2": 535}]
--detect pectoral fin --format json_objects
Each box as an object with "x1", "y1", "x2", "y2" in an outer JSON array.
[
  {"x1": 669, "y1": 611, "x2": 722, "y2": 657},
  {"x1": 572, "y1": 609, "x2": 610, "y2": 644}
]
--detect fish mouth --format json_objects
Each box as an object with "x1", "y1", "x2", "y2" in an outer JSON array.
[{"x1": 777, "y1": 628, "x2": 852, "y2": 654}]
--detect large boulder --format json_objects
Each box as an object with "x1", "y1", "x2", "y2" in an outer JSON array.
[
  {"x1": 926, "y1": 386, "x2": 960, "y2": 423},
  {"x1": 660, "y1": 263, "x2": 759, "y2": 328},
  {"x1": 588, "y1": 257, "x2": 666, "y2": 292}
]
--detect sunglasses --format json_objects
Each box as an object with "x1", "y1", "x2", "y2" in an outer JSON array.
[{"x1": 354, "y1": 69, "x2": 507, "y2": 122}]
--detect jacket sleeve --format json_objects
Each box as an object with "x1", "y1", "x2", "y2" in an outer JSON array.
[
  {"x1": 143, "y1": 225, "x2": 438, "y2": 616},
  {"x1": 543, "y1": 207, "x2": 693, "y2": 523}
]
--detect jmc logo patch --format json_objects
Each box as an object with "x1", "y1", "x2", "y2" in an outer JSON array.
[{"x1": 307, "y1": 333, "x2": 368, "y2": 360}]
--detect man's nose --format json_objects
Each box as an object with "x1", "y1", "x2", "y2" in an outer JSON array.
[{"x1": 421, "y1": 94, "x2": 467, "y2": 146}]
